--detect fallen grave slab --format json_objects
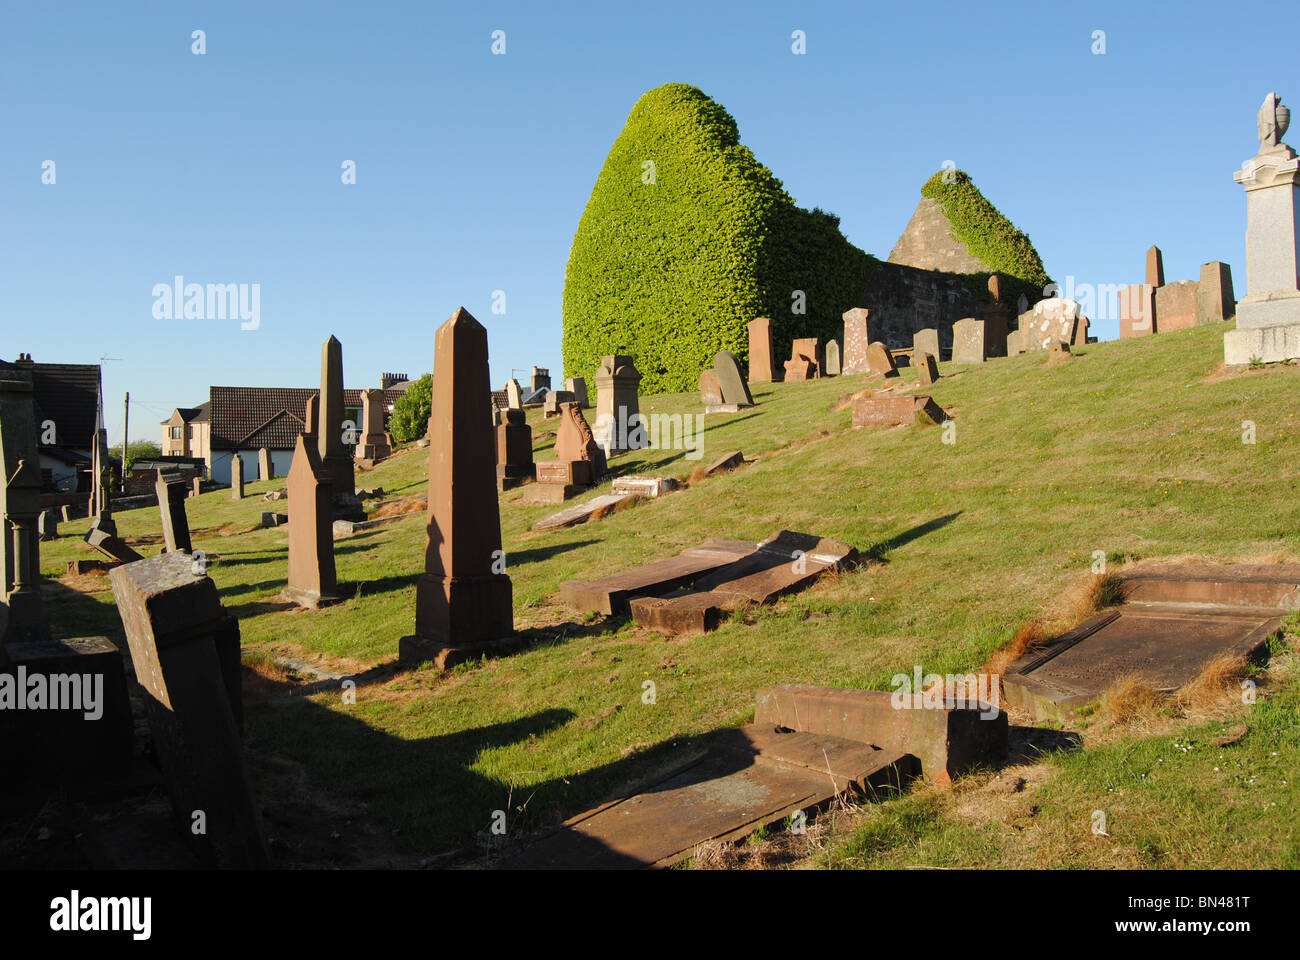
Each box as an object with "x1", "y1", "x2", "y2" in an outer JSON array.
[
  {"x1": 610, "y1": 475, "x2": 678, "y2": 498},
  {"x1": 700, "y1": 450, "x2": 743, "y2": 476},
  {"x1": 84, "y1": 527, "x2": 144, "y2": 564},
  {"x1": 629, "y1": 531, "x2": 856, "y2": 635},
  {"x1": 851, "y1": 393, "x2": 946, "y2": 429},
  {"x1": 1003, "y1": 566, "x2": 1293, "y2": 721},
  {"x1": 504, "y1": 724, "x2": 914, "y2": 868},
  {"x1": 531, "y1": 493, "x2": 634, "y2": 532},
  {"x1": 559, "y1": 538, "x2": 759, "y2": 615}
]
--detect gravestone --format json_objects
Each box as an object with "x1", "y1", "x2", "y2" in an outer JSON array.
[
  {"x1": 1, "y1": 365, "x2": 50, "y2": 646},
  {"x1": 784, "y1": 338, "x2": 820, "y2": 381},
  {"x1": 400, "y1": 308, "x2": 515, "y2": 668},
  {"x1": 191, "y1": 476, "x2": 202, "y2": 498},
  {"x1": 281, "y1": 434, "x2": 338, "y2": 609},
  {"x1": 543, "y1": 390, "x2": 577, "y2": 418},
  {"x1": 912, "y1": 327, "x2": 940, "y2": 362},
  {"x1": 1225, "y1": 93, "x2": 1300, "y2": 364},
  {"x1": 1119, "y1": 283, "x2": 1156, "y2": 338},
  {"x1": 87, "y1": 431, "x2": 114, "y2": 538},
  {"x1": 823, "y1": 339, "x2": 841, "y2": 376},
  {"x1": 356, "y1": 388, "x2": 392, "y2": 462},
  {"x1": 565, "y1": 377, "x2": 589, "y2": 408},
  {"x1": 506, "y1": 379, "x2": 523, "y2": 410},
  {"x1": 155, "y1": 472, "x2": 193, "y2": 554},
  {"x1": 841, "y1": 307, "x2": 872, "y2": 375},
  {"x1": 951, "y1": 317, "x2": 987, "y2": 364},
  {"x1": 1154, "y1": 280, "x2": 1199, "y2": 331},
  {"x1": 110, "y1": 552, "x2": 267, "y2": 868},
  {"x1": 712, "y1": 350, "x2": 754, "y2": 410},
  {"x1": 304, "y1": 393, "x2": 319, "y2": 437},
  {"x1": 37, "y1": 508, "x2": 58, "y2": 541},
  {"x1": 527, "y1": 402, "x2": 605, "y2": 503},
  {"x1": 1018, "y1": 298, "x2": 1081, "y2": 350},
  {"x1": 495, "y1": 408, "x2": 535, "y2": 491},
  {"x1": 702, "y1": 450, "x2": 744, "y2": 476},
  {"x1": 258, "y1": 447, "x2": 273, "y2": 481},
  {"x1": 917, "y1": 352, "x2": 939, "y2": 386},
  {"x1": 317, "y1": 336, "x2": 359, "y2": 513},
  {"x1": 852, "y1": 394, "x2": 945, "y2": 428},
  {"x1": 230, "y1": 454, "x2": 244, "y2": 500},
  {"x1": 698, "y1": 369, "x2": 723, "y2": 407},
  {"x1": 1007, "y1": 329, "x2": 1025, "y2": 355},
  {"x1": 60, "y1": 504, "x2": 74, "y2": 523},
  {"x1": 593, "y1": 355, "x2": 647, "y2": 456},
  {"x1": 560, "y1": 538, "x2": 759, "y2": 615},
  {"x1": 1146, "y1": 245, "x2": 1165, "y2": 288},
  {"x1": 1197, "y1": 261, "x2": 1236, "y2": 325},
  {"x1": 865, "y1": 342, "x2": 899, "y2": 377},
  {"x1": 747, "y1": 317, "x2": 778, "y2": 383}
]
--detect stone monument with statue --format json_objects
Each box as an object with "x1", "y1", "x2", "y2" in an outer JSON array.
[{"x1": 1224, "y1": 92, "x2": 1300, "y2": 364}]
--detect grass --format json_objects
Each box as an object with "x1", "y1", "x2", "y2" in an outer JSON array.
[{"x1": 36, "y1": 320, "x2": 1300, "y2": 866}]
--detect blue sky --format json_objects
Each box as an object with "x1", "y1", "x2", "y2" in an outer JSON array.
[{"x1": 2, "y1": 1, "x2": 1294, "y2": 445}]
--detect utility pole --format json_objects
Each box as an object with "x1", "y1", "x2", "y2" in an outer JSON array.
[{"x1": 122, "y1": 391, "x2": 130, "y2": 475}]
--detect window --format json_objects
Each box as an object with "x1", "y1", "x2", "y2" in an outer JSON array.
[{"x1": 170, "y1": 426, "x2": 182, "y2": 439}]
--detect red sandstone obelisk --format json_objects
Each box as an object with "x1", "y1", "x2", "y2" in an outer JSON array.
[{"x1": 400, "y1": 307, "x2": 514, "y2": 667}]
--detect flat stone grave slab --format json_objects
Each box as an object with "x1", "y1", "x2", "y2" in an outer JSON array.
[
  {"x1": 610, "y1": 475, "x2": 678, "y2": 498},
  {"x1": 503, "y1": 724, "x2": 913, "y2": 868},
  {"x1": 1003, "y1": 566, "x2": 1297, "y2": 721},
  {"x1": 851, "y1": 394, "x2": 946, "y2": 429},
  {"x1": 629, "y1": 531, "x2": 856, "y2": 635},
  {"x1": 559, "y1": 538, "x2": 759, "y2": 615},
  {"x1": 84, "y1": 527, "x2": 144, "y2": 564},
  {"x1": 531, "y1": 493, "x2": 634, "y2": 532}
]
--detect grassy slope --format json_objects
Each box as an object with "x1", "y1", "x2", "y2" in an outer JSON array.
[{"x1": 38, "y1": 320, "x2": 1300, "y2": 865}]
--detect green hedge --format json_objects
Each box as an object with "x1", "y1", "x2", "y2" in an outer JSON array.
[
  {"x1": 920, "y1": 169, "x2": 1050, "y2": 307},
  {"x1": 387, "y1": 374, "x2": 431, "y2": 443},
  {"x1": 562, "y1": 83, "x2": 874, "y2": 395}
]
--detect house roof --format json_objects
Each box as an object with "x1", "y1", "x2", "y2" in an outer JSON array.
[
  {"x1": 3, "y1": 355, "x2": 102, "y2": 451},
  {"x1": 208, "y1": 386, "x2": 405, "y2": 451},
  {"x1": 160, "y1": 401, "x2": 210, "y2": 426}
]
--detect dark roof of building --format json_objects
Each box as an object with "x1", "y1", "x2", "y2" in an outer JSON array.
[
  {"x1": 3, "y1": 355, "x2": 102, "y2": 451},
  {"x1": 160, "y1": 401, "x2": 210, "y2": 426},
  {"x1": 208, "y1": 386, "x2": 405, "y2": 451}
]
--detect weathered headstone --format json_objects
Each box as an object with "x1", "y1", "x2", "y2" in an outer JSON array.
[
  {"x1": 951, "y1": 317, "x2": 987, "y2": 364},
  {"x1": 37, "y1": 508, "x2": 58, "y2": 541},
  {"x1": 60, "y1": 504, "x2": 74, "y2": 523},
  {"x1": 841, "y1": 307, "x2": 872, "y2": 375},
  {"x1": 356, "y1": 388, "x2": 392, "y2": 462},
  {"x1": 593, "y1": 355, "x2": 647, "y2": 456},
  {"x1": 505, "y1": 379, "x2": 523, "y2": 410},
  {"x1": 280, "y1": 434, "x2": 338, "y2": 609},
  {"x1": 303, "y1": 393, "x2": 319, "y2": 437},
  {"x1": 1119, "y1": 283, "x2": 1156, "y2": 338},
  {"x1": 401, "y1": 307, "x2": 515, "y2": 668},
  {"x1": 1018, "y1": 298, "x2": 1081, "y2": 350},
  {"x1": 698, "y1": 369, "x2": 723, "y2": 407},
  {"x1": 527, "y1": 402, "x2": 605, "y2": 503},
  {"x1": 495, "y1": 408, "x2": 534, "y2": 491},
  {"x1": 109, "y1": 552, "x2": 267, "y2": 868},
  {"x1": 823, "y1": 339, "x2": 841, "y2": 376},
  {"x1": 1197, "y1": 261, "x2": 1236, "y2": 325},
  {"x1": 1154, "y1": 280, "x2": 1199, "y2": 331},
  {"x1": 912, "y1": 327, "x2": 940, "y2": 362},
  {"x1": 865, "y1": 341, "x2": 899, "y2": 377},
  {"x1": 230, "y1": 454, "x2": 244, "y2": 500},
  {"x1": 1, "y1": 366, "x2": 50, "y2": 645},
  {"x1": 747, "y1": 317, "x2": 778, "y2": 383},
  {"x1": 565, "y1": 376, "x2": 589, "y2": 408},
  {"x1": 917, "y1": 352, "x2": 939, "y2": 386},
  {"x1": 1007, "y1": 329, "x2": 1024, "y2": 355},
  {"x1": 87, "y1": 430, "x2": 114, "y2": 537},
  {"x1": 155, "y1": 472, "x2": 193, "y2": 554},
  {"x1": 258, "y1": 446, "x2": 273, "y2": 481},
  {"x1": 1146, "y1": 245, "x2": 1165, "y2": 288},
  {"x1": 712, "y1": 350, "x2": 754, "y2": 409},
  {"x1": 191, "y1": 476, "x2": 202, "y2": 498},
  {"x1": 784, "y1": 338, "x2": 821, "y2": 381}
]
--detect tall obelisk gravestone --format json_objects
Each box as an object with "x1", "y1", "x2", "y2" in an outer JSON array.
[
  {"x1": 1225, "y1": 92, "x2": 1300, "y2": 364},
  {"x1": 400, "y1": 307, "x2": 514, "y2": 668},
  {"x1": 317, "y1": 335, "x2": 363, "y2": 520}
]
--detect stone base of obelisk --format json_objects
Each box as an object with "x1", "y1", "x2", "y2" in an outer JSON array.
[
  {"x1": 1224, "y1": 295, "x2": 1300, "y2": 365},
  {"x1": 278, "y1": 585, "x2": 344, "y2": 611},
  {"x1": 399, "y1": 573, "x2": 518, "y2": 668}
]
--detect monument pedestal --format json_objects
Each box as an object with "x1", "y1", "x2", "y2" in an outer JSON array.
[{"x1": 401, "y1": 573, "x2": 517, "y2": 668}]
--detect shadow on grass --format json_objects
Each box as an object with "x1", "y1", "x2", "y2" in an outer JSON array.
[
  {"x1": 1006, "y1": 725, "x2": 1083, "y2": 765},
  {"x1": 508, "y1": 539, "x2": 598, "y2": 566},
  {"x1": 863, "y1": 512, "x2": 962, "y2": 562}
]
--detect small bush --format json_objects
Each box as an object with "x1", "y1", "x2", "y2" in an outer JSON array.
[{"x1": 387, "y1": 374, "x2": 432, "y2": 443}]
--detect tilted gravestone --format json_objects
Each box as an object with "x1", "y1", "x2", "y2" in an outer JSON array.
[
  {"x1": 747, "y1": 317, "x2": 777, "y2": 383},
  {"x1": 712, "y1": 350, "x2": 754, "y2": 409},
  {"x1": 155, "y1": 472, "x2": 194, "y2": 553},
  {"x1": 230, "y1": 454, "x2": 244, "y2": 500},
  {"x1": 401, "y1": 308, "x2": 515, "y2": 668},
  {"x1": 1197, "y1": 261, "x2": 1236, "y2": 325},
  {"x1": 842, "y1": 308, "x2": 872, "y2": 375},
  {"x1": 110, "y1": 552, "x2": 266, "y2": 868},
  {"x1": 280, "y1": 434, "x2": 339, "y2": 609},
  {"x1": 258, "y1": 447, "x2": 273, "y2": 481},
  {"x1": 865, "y1": 342, "x2": 899, "y2": 377},
  {"x1": 917, "y1": 352, "x2": 940, "y2": 386}
]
